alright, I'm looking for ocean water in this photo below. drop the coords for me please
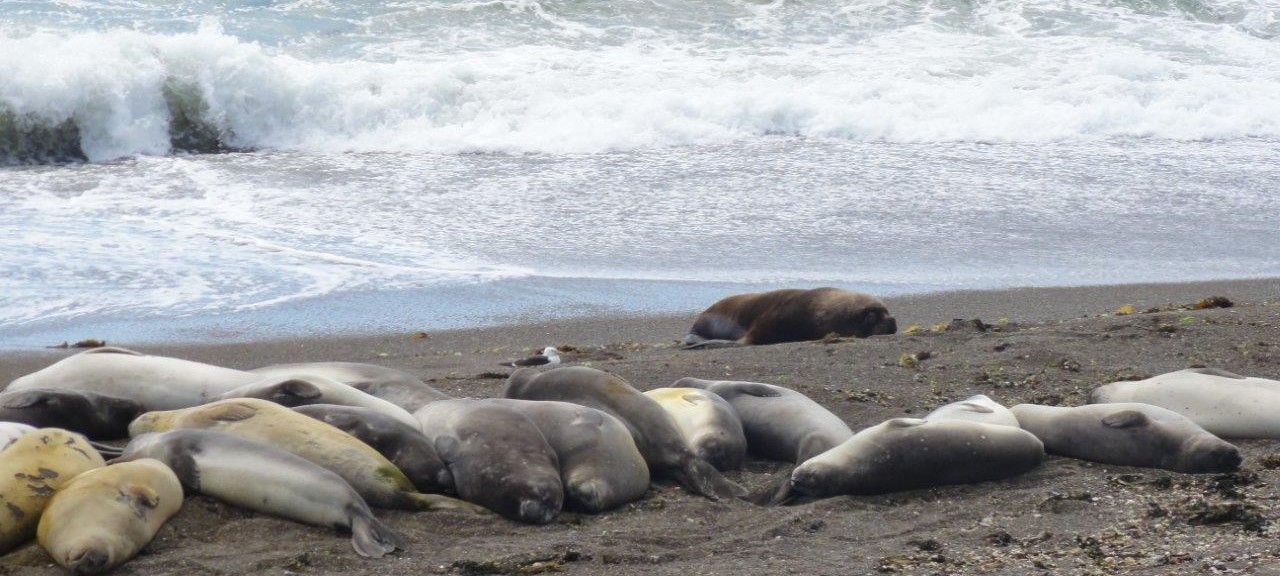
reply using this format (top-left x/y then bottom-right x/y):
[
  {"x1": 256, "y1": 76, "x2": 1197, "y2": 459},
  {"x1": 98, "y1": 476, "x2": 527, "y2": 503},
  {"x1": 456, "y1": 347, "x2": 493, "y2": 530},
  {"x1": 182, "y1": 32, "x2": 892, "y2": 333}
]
[{"x1": 1, "y1": 0, "x2": 1278, "y2": 347}]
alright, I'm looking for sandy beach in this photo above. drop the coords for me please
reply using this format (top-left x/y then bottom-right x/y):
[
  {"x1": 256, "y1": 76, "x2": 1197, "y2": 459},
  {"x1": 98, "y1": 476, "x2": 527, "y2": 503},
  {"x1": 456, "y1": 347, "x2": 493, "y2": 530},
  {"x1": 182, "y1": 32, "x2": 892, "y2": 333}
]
[{"x1": 3, "y1": 278, "x2": 1280, "y2": 576}]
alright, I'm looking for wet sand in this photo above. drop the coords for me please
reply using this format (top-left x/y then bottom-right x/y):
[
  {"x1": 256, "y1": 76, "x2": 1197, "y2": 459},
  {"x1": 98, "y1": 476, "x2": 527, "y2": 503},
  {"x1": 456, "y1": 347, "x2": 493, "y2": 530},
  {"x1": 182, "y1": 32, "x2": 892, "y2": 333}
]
[{"x1": 3, "y1": 278, "x2": 1280, "y2": 575}]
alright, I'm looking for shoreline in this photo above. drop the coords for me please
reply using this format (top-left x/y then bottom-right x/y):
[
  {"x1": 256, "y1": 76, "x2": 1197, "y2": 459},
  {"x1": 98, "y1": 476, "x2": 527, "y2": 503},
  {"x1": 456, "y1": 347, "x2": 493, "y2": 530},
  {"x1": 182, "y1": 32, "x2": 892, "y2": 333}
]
[{"x1": 2, "y1": 276, "x2": 1277, "y2": 356}]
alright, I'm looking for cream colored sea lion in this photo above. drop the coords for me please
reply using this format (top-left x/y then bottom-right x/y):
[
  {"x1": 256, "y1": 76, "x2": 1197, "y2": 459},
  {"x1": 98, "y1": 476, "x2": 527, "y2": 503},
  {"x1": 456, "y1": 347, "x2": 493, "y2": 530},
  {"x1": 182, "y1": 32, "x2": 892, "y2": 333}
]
[
  {"x1": 249, "y1": 362, "x2": 450, "y2": 412},
  {"x1": 7, "y1": 347, "x2": 259, "y2": 410},
  {"x1": 1090, "y1": 368, "x2": 1280, "y2": 438},
  {"x1": 37, "y1": 459, "x2": 182, "y2": 574},
  {"x1": 683, "y1": 287, "x2": 897, "y2": 347},
  {"x1": 0, "y1": 428, "x2": 106, "y2": 553},
  {"x1": 415, "y1": 399, "x2": 565, "y2": 524},
  {"x1": 924, "y1": 394, "x2": 1020, "y2": 427},
  {"x1": 1011, "y1": 403, "x2": 1241, "y2": 473},
  {"x1": 768, "y1": 419, "x2": 1044, "y2": 503},
  {"x1": 488, "y1": 398, "x2": 650, "y2": 513},
  {"x1": 643, "y1": 388, "x2": 747, "y2": 471},
  {"x1": 115, "y1": 430, "x2": 406, "y2": 558},
  {"x1": 673, "y1": 378, "x2": 852, "y2": 463},
  {"x1": 216, "y1": 374, "x2": 420, "y2": 429},
  {"x1": 504, "y1": 367, "x2": 742, "y2": 500},
  {"x1": 127, "y1": 398, "x2": 482, "y2": 513}
]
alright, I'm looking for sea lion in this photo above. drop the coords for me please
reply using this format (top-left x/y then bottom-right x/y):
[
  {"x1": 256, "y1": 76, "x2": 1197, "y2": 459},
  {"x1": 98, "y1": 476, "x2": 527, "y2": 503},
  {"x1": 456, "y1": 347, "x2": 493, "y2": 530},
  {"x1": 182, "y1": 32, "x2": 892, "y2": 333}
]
[
  {"x1": 643, "y1": 388, "x2": 747, "y2": 471},
  {"x1": 0, "y1": 422, "x2": 36, "y2": 450},
  {"x1": 504, "y1": 367, "x2": 742, "y2": 500},
  {"x1": 114, "y1": 430, "x2": 406, "y2": 558},
  {"x1": 250, "y1": 362, "x2": 450, "y2": 412},
  {"x1": 37, "y1": 458, "x2": 182, "y2": 574},
  {"x1": 769, "y1": 418, "x2": 1044, "y2": 503},
  {"x1": 0, "y1": 428, "x2": 106, "y2": 553},
  {"x1": 673, "y1": 378, "x2": 852, "y2": 463},
  {"x1": 293, "y1": 404, "x2": 454, "y2": 494},
  {"x1": 488, "y1": 398, "x2": 650, "y2": 513},
  {"x1": 217, "y1": 375, "x2": 420, "y2": 429},
  {"x1": 924, "y1": 394, "x2": 1020, "y2": 427},
  {"x1": 415, "y1": 399, "x2": 564, "y2": 523},
  {"x1": 1011, "y1": 403, "x2": 1241, "y2": 473},
  {"x1": 128, "y1": 398, "x2": 482, "y2": 513},
  {"x1": 0, "y1": 388, "x2": 143, "y2": 439},
  {"x1": 683, "y1": 287, "x2": 897, "y2": 347},
  {"x1": 7, "y1": 347, "x2": 259, "y2": 410},
  {"x1": 1090, "y1": 368, "x2": 1280, "y2": 438}
]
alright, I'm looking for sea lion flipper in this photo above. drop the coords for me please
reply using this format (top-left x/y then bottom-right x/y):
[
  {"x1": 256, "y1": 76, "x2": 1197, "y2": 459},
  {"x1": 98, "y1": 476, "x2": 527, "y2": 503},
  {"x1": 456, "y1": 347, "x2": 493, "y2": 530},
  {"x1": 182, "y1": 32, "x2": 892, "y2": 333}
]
[
  {"x1": 350, "y1": 510, "x2": 406, "y2": 558},
  {"x1": 1186, "y1": 367, "x2": 1247, "y2": 379},
  {"x1": 127, "y1": 485, "x2": 162, "y2": 509},
  {"x1": 277, "y1": 379, "x2": 324, "y2": 400},
  {"x1": 88, "y1": 441, "x2": 123, "y2": 459},
  {"x1": 751, "y1": 472, "x2": 799, "y2": 507},
  {"x1": 205, "y1": 403, "x2": 258, "y2": 422},
  {"x1": 405, "y1": 492, "x2": 492, "y2": 515},
  {"x1": 677, "y1": 458, "x2": 744, "y2": 501},
  {"x1": 959, "y1": 402, "x2": 996, "y2": 414},
  {"x1": 681, "y1": 339, "x2": 741, "y2": 350},
  {"x1": 76, "y1": 346, "x2": 144, "y2": 356},
  {"x1": 1101, "y1": 410, "x2": 1150, "y2": 428},
  {"x1": 0, "y1": 390, "x2": 44, "y2": 409}
]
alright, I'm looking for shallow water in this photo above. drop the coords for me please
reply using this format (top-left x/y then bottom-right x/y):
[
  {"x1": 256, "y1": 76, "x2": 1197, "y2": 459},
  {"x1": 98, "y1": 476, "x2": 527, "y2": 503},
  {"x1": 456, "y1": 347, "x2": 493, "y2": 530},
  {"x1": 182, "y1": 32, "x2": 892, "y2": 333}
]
[{"x1": 1, "y1": 0, "x2": 1278, "y2": 346}]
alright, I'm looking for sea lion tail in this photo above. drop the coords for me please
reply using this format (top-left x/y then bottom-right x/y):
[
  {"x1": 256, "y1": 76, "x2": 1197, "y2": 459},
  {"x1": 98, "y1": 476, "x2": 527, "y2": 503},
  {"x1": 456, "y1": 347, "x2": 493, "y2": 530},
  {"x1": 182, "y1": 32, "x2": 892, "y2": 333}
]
[
  {"x1": 678, "y1": 458, "x2": 747, "y2": 501},
  {"x1": 87, "y1": 441, "x2": 123, "y2": 459},
  {"x1": 404, "y1": 492, "x2": 493, "y2": 515},
  {"x1": 350, "y1": 511, "x2": 407, "y2": 558}
]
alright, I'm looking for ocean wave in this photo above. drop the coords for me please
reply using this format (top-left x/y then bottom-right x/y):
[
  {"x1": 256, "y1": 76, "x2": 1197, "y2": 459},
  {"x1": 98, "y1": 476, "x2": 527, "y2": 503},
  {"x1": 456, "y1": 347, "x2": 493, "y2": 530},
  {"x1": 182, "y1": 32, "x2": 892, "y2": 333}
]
[{"x1": 1, "y1": 8, "x2": 1279, "y2": 164}]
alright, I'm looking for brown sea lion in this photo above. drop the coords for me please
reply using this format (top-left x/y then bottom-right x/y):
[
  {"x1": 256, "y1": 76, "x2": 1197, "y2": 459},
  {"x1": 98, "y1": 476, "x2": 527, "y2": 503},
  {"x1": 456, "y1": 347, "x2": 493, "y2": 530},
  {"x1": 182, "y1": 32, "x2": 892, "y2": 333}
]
[{"x1": 683, "y1": 287, "x2": 897, "y2": 347}]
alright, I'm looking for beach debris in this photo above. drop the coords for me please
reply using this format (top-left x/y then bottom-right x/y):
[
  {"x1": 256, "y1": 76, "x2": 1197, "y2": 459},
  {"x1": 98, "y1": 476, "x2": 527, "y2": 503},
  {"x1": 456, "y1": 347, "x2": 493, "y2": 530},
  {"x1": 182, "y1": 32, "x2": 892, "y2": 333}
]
[
  {"x1": 1115, "y1": 304, "x2": 1136, "y2": 316},
  {"x1": 48, "y1": 339, "x2": 106, "y2": 349},
  {"x1": 1178, "y1": 498, "x2": 1268, "y2": 532},
  {"x1": 903, "y1": 324, "x2": 924, "y2": 334},
  {"x1": 409, "y1": 331, "x2": 430, "y2": 340},
  {"x1": 898, "y1": 351, "x2": 932, "y2": 370},
  {"x1": 1191, "y1": 296, "x2": 1234, "y2": 310},
  {"x1": 451, "y1": 546, "x2": 585, "y2": 575},
  {"x1": 1178, "y1": 315, "x2": 1197, "y2": 325},
  {"x1": 929, "y1": 322, "x2": 950, "y2": 333},
  {"x1": 1257, "y1": 454, "x2": 1280, "y2": 469}
]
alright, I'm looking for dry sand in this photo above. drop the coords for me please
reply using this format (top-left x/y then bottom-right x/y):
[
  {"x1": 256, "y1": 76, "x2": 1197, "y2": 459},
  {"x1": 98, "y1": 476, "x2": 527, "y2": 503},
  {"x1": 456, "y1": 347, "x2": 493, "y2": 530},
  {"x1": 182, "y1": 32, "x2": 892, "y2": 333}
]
[{"x1": 3, "y1": 278, "x2": 1280, "y2": 575}]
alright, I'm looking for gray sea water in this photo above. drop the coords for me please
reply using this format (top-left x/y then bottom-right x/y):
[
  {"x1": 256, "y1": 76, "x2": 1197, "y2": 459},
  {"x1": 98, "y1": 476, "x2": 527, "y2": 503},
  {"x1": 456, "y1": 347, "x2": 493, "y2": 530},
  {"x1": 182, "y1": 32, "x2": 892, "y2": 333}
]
[{"x1": 1, "y1": 1, "x2": 1278, "y2": 348}]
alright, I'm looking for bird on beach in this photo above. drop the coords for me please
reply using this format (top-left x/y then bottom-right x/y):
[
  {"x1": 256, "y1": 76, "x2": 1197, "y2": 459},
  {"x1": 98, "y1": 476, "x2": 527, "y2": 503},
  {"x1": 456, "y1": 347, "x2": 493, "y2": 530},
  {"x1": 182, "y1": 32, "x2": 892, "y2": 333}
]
[{"x1": 499, "y1": 347, "x2": 561, "y2": 368}]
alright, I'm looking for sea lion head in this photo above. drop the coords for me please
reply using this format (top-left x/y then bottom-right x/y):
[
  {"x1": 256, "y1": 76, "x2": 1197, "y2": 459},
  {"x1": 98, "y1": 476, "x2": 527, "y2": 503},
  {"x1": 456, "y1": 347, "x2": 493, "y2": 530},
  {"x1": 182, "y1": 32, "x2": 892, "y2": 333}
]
[{"x1": 1177, "y1": 435, "x2": 1242, "y2": 473}]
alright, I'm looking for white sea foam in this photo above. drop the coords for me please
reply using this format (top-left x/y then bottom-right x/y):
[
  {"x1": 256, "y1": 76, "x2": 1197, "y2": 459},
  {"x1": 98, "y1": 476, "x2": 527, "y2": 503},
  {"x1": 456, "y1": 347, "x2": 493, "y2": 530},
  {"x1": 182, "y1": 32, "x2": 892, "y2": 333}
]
[{"x1": 2, "y1": 0, "x2": 1279, "y2": 163}]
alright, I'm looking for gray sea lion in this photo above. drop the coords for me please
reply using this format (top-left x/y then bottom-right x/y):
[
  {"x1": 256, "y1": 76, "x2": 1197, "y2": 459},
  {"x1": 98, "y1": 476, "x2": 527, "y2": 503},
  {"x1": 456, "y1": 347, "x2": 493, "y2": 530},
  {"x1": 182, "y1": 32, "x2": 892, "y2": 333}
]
[
  {"x1": 128, "y1": 398, "x2": 483, "y2": 513},
  {"x1": 0, "y1": 428, "x2": 106, "y2": 553},
  {"x1": 293, "y1": 404, "x2": 454, "y2": 494},
  {"x1": 217, "y1": 374, "x2": 420, "y2": 429},
  {"x1": 1011, "y1": 403, "x2": 1241, "y2": 473},
  {"x1": 769, "y1": 418, "x2": 1044, "y2": 503},
  {"x1": 643, "y1": 387, "x2": 747, "y2": 471},
  {"x1": 414, "y1": 399, "x2": 564, "y2": 524},
  {"x1": 488, "y1": 398, "x2": 650, "y2": 513},
  {"x1": 504, "y1": 367, "x2": 742, "y2": 500},
  {"x1": 114, "y1": 430, "x2": 406, "y2": 557},
  {"x1": 0, "y1": 388, "x2": 143, "y2": 440},
  {"x1": 673, "y1": 378, "x2": 852, "y2": 463},
  {"x1": 1090, "y1": 368, "x2": 1280, "y2": 438},
  {"x1": 924, "y1": 394, "x2": 1020, "y2": 427},
  {"x1": 683, "y1": 287, "x2": 897, "y2": 347},
  {"x1": 7, "y1": 347, "x2": 259, "y2": 410},
  {"x1": 37, "y1": 458, "x2": 183, "y2": 574},
  {"x1": 250, "y1": 362, "x2": 450, "y2": 412}
]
